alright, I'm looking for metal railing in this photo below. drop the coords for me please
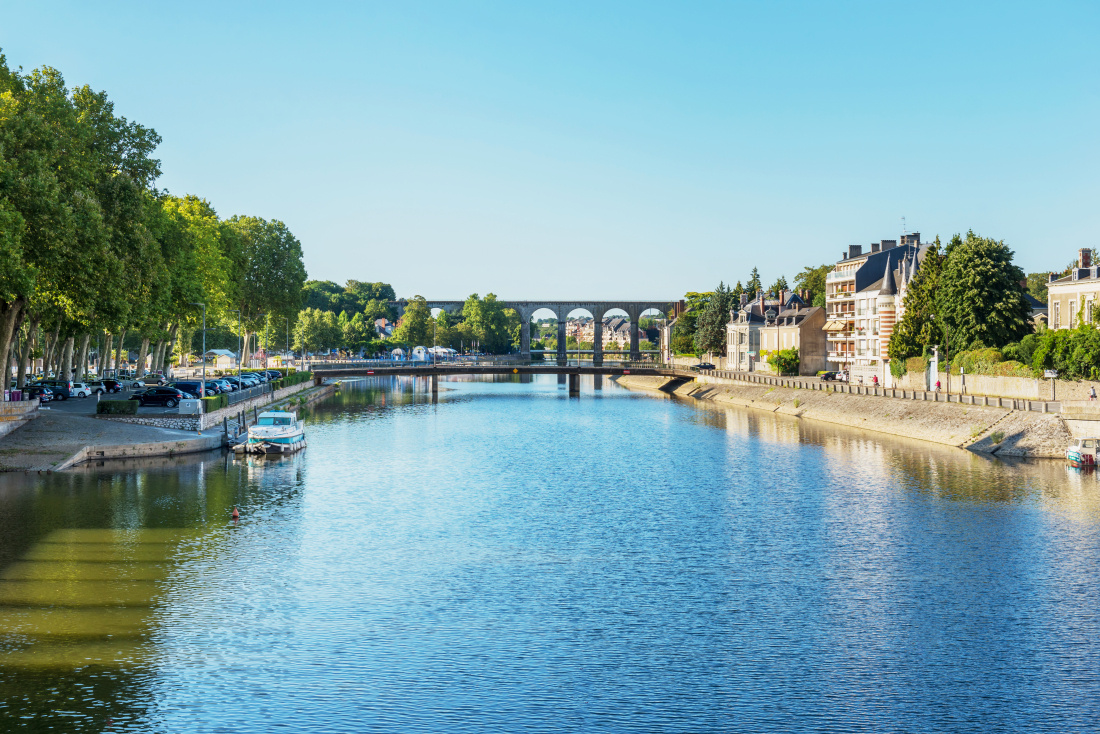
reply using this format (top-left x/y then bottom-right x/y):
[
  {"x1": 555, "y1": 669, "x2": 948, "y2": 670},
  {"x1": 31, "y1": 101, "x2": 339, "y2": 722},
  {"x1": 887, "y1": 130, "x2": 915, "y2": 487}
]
[
  {"x1": 688, "y1": 367, "x2": 1062, "y2": 413},
  {"x1": 226, "y1": 382, "x2": 272, "y2": 405}
]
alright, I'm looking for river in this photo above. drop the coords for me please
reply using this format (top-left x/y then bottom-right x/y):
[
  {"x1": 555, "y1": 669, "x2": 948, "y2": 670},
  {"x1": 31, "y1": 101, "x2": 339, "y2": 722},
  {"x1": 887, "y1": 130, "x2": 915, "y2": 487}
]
[{"x1": 1, "y1": 375, "x2": 1099, "y2": 733}]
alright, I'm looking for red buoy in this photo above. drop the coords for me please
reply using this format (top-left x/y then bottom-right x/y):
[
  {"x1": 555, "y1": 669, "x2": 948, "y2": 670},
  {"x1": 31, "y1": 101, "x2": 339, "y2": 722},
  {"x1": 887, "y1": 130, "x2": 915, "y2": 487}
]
[{"x1": 232, "y1": 506, "x2": 240, "y2": 520}]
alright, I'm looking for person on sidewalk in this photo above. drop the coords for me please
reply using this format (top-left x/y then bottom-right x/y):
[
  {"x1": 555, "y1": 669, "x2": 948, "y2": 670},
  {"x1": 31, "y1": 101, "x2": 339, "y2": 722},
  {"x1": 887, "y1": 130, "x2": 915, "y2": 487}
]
[
  {"x1": 935, "y1": 380, "x2": 941, "y2": 392},
  {"x1": 1090, "y1": 386, "x2": 1097, "y2": 401}
]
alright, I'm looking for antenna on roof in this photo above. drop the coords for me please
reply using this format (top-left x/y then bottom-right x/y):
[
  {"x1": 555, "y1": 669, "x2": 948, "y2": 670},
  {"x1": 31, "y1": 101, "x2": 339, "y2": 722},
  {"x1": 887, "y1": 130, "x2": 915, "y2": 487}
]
[{"x1": 901, "y1": 216, "x2": 907, "y2": 235}]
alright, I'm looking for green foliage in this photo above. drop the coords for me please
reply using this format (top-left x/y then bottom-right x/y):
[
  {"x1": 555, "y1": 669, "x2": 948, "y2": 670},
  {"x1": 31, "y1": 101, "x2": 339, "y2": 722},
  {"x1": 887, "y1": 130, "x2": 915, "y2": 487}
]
[
  {"x1": 767, "y1": 275, "x2": 788, "y2": 296},
  {"x1": 906, "y1": 356, "x2": 929, "y2": 375},
  {"x1": 96, "y1": 400, "x2": 138, "y2": 415},
  {"x1": 1026, "y1": 325, "x2": 1100, "y2": 380},
  {"x1": 767, "y1": 347, "x2": 800, "y2": 376},
  {"x1": 794, "y1": 264, "x2": 833, "y2": 307},
  {"x1": 1025, "y1": 272, "x2": 1050, "y2": 305},
  {"x1": 745, "y1": 267, "x2": 762, "y2": 296},
  {"x1": 935, "y1": 230, "x2": 1033, "y2": 353},
  {"x1": 890, "y1": 358, "x2": 907, "y2": 379},
  {"x1": 201, "y1": 394, "x2": 228, "y2": 412},
  {"x1": 889, "y1": 238, "x2": 943, "y2": 362},
  {"x1": 458, "y1": 293, "x2": 520, "y2": 353},
  {"x1": 693, "y1": 281, "x2": 734, "y2": 357}
]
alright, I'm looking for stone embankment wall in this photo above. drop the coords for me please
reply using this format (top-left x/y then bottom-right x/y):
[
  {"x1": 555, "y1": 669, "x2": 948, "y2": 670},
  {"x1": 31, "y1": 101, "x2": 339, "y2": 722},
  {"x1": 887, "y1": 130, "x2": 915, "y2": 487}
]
[
  {"x1": 898, "y1": 370, "x2": 1088, "y2": 402},
  {"x1": 615, "y1": 375, "x2": 1071, "y2": 459},
  {"x1": 98, "y1": 380, "x2": 317, "y2": 432},
  {"x1": 0, "y1": 400, "x2": 39, "y2": 439}
]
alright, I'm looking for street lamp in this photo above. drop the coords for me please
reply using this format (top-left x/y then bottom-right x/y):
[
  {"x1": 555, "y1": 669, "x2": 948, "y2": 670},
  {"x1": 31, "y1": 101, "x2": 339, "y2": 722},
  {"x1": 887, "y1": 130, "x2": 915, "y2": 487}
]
[
  {"x1": 284, "y1": 315, "x2": 291, "y2": 372},
  {"x1": 191, "y1": 303, "x2": 206, "y2": 398}
]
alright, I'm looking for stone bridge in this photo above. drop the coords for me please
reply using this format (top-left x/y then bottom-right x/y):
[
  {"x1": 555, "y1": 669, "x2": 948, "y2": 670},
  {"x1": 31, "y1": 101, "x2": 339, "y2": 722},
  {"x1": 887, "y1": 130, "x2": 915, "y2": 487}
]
[{"x1": 394, "y1": 300, "x2": 675, "y2": 364}]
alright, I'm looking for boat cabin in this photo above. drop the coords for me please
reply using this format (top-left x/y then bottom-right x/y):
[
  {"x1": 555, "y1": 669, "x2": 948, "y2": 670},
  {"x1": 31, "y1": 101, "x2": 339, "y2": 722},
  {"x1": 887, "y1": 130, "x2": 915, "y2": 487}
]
[{"x1": 257, "y1": 411, "x2": 296, "y2": 427}]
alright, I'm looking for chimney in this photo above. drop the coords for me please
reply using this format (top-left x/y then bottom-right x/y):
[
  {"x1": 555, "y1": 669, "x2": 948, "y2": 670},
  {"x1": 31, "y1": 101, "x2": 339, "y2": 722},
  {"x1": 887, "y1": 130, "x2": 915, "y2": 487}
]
[
  {"x1": 1080, "y1": 248, "x2": 1091, "y2": 268},
  {"x1": 848, "y1": 244, "x2": 862, "y2": 258},
  {"x1": 871, "y1": 242, "x2": 881, "y2": 253},
  {"x1": 739, "y1": 293, "x2": 748, "y2": 308},
  {"x1": 1049, "y1": 272, "x2": 1058, "y2": 282},
  {"x1": 881, "y1": 239, "x2": 897, "y2": 251}
]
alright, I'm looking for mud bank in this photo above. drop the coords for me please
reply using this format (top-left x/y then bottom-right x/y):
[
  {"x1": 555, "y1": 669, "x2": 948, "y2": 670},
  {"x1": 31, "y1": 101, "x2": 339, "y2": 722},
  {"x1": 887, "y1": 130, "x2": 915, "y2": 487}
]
[{"x1": 614, "y1": 375, "x2": 1071, "y2": 458}]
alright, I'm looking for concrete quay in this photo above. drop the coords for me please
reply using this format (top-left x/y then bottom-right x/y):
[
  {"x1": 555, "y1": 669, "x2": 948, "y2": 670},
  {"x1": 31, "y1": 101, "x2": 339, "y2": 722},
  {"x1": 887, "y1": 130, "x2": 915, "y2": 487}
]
[{"x1": 615, "y1": 374, "x2": 1073, "y2": 459}]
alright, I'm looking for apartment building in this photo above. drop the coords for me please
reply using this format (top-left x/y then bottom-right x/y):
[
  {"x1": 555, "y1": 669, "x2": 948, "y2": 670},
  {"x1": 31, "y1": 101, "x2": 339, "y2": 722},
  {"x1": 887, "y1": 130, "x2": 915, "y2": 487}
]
[
  {"x1": 726, "y1": 289, "x2": 820, "y2": 373},
  {"x1": 1047, "y1": 249, "x2": 1100, "y2": 329},
  {"x1": 824, "y1": 234, "x2": 926, "y2": 385}
]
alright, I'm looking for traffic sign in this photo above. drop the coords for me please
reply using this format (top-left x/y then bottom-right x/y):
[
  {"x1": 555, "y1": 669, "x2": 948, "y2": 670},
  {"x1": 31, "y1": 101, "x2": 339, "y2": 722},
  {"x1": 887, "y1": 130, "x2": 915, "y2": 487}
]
[{"x1": 1044, "y1": 370, "x2": 1058, "y2": 378}]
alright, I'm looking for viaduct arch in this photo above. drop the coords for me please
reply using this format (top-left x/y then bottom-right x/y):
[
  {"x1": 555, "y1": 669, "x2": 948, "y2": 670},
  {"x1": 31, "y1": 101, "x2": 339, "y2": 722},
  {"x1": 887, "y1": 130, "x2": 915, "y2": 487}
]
[{"x1": 397, "y1": 300, "x2": 674, "y2": 364}]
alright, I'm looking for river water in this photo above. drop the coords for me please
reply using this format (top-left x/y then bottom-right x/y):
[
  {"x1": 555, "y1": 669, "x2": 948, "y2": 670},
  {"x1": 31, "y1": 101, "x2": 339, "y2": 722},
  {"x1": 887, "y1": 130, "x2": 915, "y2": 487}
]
[{"x1": 1, "y1": 375, "x2": 1099, "y2": 733}]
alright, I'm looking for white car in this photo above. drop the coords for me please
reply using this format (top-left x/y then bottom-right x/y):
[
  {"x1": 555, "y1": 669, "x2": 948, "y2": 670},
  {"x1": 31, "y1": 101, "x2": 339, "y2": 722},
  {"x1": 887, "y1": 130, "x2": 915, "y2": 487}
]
[{"x1": 70, "y1": 382, "x2": 93, "y2": 398}]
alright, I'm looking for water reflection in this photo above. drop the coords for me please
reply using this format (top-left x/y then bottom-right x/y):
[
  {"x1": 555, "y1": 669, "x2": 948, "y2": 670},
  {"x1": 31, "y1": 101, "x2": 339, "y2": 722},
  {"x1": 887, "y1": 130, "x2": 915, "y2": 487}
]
[{"x1": 0, "y1": 375, "x2": 1097, "y2": 732}]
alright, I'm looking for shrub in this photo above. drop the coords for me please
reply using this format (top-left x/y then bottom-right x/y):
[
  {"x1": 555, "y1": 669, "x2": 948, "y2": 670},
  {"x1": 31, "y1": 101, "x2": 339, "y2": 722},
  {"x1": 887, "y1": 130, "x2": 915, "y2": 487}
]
[
  {"x1": 96, "y1": 400, "x2": 138, "y2": 415},
  {"x1": 201, "y1": 394, "x2": 228, "y2": 412},
  {"x1": 767, "y1": 347, "x2": 799, "y2": 376},
  {"x1": 906, "y1": 356, "x2": 928, "y2": 375},
  {"x1": 890, "y1": 359, "x2": 907, "y2": 379},
  {"x1": 989, "y1": 430, "x2": 1005, "y2": 445}
]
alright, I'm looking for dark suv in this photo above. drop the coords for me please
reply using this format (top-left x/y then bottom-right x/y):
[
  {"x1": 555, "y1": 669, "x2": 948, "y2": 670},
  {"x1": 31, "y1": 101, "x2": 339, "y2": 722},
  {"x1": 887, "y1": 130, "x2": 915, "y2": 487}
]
[
  {"x1": 131, "y1": 387, "x2": 187, "y2": 408},
  {"x1": 35, "y1": 380, "x2": 72, "y2": 400}
]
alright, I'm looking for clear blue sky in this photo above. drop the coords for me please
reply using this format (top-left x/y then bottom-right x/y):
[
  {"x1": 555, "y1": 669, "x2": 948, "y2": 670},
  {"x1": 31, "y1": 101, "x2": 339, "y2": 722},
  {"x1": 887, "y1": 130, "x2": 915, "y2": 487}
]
[{"x1": 2, "y1": 1, "x2": 1096, "y2": 300}]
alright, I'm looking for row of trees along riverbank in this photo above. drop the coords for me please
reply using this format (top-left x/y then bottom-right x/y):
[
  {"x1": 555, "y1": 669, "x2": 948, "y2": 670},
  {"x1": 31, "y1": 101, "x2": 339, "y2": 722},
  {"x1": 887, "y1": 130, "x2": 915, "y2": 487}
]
[{"x1": 0, "y1": 51, "x2": 307, "y2": 395}]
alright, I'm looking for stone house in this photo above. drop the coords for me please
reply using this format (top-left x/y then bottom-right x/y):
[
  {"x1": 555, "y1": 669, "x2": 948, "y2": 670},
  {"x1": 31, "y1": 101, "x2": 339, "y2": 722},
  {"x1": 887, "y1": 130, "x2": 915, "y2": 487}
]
[
  {"x1": 726, "y1": 290, "x2": 812, "y2": 373},
  {"x1": 1047, "y1": 249, "x2": 1099, "y2": 329}
]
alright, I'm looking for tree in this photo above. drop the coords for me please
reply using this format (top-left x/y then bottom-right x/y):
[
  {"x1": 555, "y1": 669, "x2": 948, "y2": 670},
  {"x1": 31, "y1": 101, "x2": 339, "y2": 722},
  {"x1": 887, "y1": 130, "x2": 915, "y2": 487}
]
[
  {"x1": 459, "y1": 293, "x2": 518, "y2": 353},
  {"x1": 767, "y1": 275, "x2": 788, "y2": 296},
  {"x1": 693, "y1": 281, "x2": 734, "y2": 357},
  {"x1": 889, "y1": 237, "x2": 943, "y2": 363},
  {"x1": 794, "y1": 264, "x2": 833, "y2": 307},
  {"x1": 935, "y1": 231, "x2": 1033, "y2": 353},
  {"x1": 392, "y1": 296, "x2": 432, "y2": 346},
  {"x1": 1025, "y1": 273, "x2": 1050, "y2": 305},
  {"x1": 745, "y1": 267, "x2": 762, "y2": 297}
]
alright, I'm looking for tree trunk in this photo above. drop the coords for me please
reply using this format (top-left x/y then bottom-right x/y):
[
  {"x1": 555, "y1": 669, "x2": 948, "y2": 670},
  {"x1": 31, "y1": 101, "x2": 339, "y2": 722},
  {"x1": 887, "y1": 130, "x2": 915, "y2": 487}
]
[
  {"x1": 42, "y1": 325, "x2": 58, "y2": 378},
  {"x1": 103, "y1": 333, "x2": 114, "y2": 375},
  {"x1": 0, "y1": 300, "x2": 25, "y2": 398},
  {"x1": 165, "y1": 322, "x2": 179, "y2": 376},
  {"x1": 17, "y1": 316, "x2": 39, "y2": 388},
  {"x1": 60, "y1": 336, "x2": 74, "y2": 382},
  {"x1": 76, "y1": 334, "x2": 91, "y2": 381},
  {"x1": 241, "y1": 330, "x2": 252, "y2": 370},
  {"x1": 115, "y1": 328, "x2": 127, "y2": 374},
  {"x1": 135, "y1": 337, "x2": 150, "y2": 378}
]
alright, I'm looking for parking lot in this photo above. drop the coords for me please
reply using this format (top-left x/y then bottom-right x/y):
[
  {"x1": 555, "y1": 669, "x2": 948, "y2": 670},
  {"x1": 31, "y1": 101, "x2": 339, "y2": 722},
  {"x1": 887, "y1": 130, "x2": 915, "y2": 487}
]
[{"x1": 40, "y1": 389, "x2": 180, "y2": 416}]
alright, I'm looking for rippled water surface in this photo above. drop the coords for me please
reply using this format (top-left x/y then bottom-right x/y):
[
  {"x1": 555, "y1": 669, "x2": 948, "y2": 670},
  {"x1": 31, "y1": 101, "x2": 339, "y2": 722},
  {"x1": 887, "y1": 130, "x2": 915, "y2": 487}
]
[{"x1": 2, "y1": 375, "x2": 1100, "y2": 733}]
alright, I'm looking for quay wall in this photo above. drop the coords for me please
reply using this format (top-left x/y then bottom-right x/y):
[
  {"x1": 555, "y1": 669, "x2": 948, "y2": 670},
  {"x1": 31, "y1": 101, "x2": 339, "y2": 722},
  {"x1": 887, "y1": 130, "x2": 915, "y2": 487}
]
[
  {"x1": 897, "y1": 370, "x2": 1090, "y2": 402},
  {"x1": 615, "y1": 375, "x2": 1071, "y2": 459}
]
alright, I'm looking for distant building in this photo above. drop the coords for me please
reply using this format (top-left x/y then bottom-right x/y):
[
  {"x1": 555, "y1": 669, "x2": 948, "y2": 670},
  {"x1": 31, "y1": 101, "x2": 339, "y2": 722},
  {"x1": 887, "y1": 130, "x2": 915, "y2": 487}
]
[
  {"x1": 726, "y1": 289, "x2": 815, "y2": 373},
  {"x1": 1046, "y1": 249, "x2": 1098, "y2": 329}
]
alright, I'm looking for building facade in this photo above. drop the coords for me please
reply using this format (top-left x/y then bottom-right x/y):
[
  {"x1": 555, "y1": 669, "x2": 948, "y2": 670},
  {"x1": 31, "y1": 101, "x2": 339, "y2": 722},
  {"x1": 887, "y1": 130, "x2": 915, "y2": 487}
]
[
  {"x1": 824, "y1": 234, "x2": 926, "y2": 385},
  {"x1": 1047, "y1": 249, "x2": 1100, "y2": 330},
  {"x1": 726, "y1": 290, "x2": 814, "y2": 373}
]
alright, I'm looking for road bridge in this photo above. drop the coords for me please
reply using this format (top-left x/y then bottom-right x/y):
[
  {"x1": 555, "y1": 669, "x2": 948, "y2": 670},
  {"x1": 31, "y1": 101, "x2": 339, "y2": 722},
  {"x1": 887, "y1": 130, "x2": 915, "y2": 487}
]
[
  {"x1": 311, "y1": 359, "x2": 691, "y2": 396},
  {"x1": 392, "y1": 300, "x2": 676, "y2": 363}
]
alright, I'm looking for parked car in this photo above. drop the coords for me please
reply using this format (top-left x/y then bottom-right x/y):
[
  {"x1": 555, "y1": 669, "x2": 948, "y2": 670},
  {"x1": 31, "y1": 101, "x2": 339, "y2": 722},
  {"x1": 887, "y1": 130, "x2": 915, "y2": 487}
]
[
  {"x1": 70, "y1": 382, "x2": 93, "y2": 398},
  {"x1": 203, "y1": 381, "x2": 224, "y2": 395},
  {"x1": 212, "y1": 379, "x2": 234, "y2": 393},
  {"x1": 35, "y1": 380, "x2": 72, "y2": 400},
  {"x1": 88, "y1": 379, "x2": 123, "y2": 394},
  {"x1": 240, "y1": 372, "x2": 266, "y2": 383},
  {"x1": 169, "y1": 381, "x2": 206, "y2": 397},
  {"x1": 263, "y1": 370, "x2": 283, "y2": 380},
  {"x1": 696, "y1": 363, "x2": 716, "y2": 371},
  {"x1": 130, "y1": 387, "x2": 187, "y2": 408},
  {"x1": 24, "y1": 385, "x2": 54, "y2": 402}
]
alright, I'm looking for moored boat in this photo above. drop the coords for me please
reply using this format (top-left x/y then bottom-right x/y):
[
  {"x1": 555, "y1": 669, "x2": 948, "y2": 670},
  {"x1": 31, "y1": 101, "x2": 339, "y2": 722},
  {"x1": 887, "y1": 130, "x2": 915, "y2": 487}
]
[
  {"x1": 1066, "y1": 437, "x2": 1098, "y2": 468},
  {"x1": 236, "y1": 410, "x2": 306, "y2": 455}
]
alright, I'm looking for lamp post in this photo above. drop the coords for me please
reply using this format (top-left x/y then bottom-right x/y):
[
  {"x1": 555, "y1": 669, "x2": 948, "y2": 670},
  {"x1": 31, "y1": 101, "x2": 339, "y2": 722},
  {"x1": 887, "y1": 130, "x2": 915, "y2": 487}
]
[{"x1": 191, "y1": 303, "x2": 206, "y2": 398}]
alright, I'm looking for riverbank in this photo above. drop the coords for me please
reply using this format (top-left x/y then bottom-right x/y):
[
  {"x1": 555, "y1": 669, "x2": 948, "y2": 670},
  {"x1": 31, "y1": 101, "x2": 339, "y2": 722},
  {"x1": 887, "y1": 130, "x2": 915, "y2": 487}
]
[
  {"x1": 614, "y1": 375, "x2": 1071, "y2": 458},
  {"x1": 0, "y1": 382, "x2": 337, "y2": 472}
]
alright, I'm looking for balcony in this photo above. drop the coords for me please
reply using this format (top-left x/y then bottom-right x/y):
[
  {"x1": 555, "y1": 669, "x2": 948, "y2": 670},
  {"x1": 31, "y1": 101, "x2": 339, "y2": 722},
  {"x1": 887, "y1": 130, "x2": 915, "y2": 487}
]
[{"x1": 827, "y1": 270, "x2": 856, "y2": 282}]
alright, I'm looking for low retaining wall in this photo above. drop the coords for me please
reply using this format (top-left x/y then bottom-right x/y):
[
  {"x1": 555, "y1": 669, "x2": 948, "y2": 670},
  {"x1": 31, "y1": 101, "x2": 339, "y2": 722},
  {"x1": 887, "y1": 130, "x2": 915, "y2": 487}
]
[
  {"x1": 59, "y1": 434, "x2": 226, "y2": 471},
  {"x1": 899, "y1": 370, "x2": 1085, "y2": 402},
  {"x1": 615, "y1": 374, "x2": 1072, "y2": 459},
  {"x1": 0, "y1": 400, "x2": 38, "y2": 439},
  {"x1": 96, "y1": 380, "x2": 317, "y2": 431}
]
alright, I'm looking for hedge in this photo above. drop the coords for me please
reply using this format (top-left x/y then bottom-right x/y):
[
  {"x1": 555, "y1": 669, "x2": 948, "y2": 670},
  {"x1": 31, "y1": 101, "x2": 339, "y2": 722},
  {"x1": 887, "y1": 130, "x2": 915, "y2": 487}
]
[
  {"x1": 277, "y1": 371, "x2": 312, "y2": 388},
  {"x1": 96, "y1": 400, "x2": 138, "y2": 415},
  {"x1": 201, "y1": 394, "x2": 228, "y2": 412}
]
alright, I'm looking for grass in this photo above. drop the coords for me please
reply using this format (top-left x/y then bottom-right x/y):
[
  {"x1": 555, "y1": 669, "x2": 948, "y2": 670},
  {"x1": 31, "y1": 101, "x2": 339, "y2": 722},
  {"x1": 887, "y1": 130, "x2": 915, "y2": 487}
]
[
  {"x1": 970, "y1": 426, "x2": 984, "y2": 438},
  {"x1": 793, "y1": 398, "x2": 801, "y2": 408},
  {"x1": 990, "y1": 430, "x2": 1006, "y2": 444}
]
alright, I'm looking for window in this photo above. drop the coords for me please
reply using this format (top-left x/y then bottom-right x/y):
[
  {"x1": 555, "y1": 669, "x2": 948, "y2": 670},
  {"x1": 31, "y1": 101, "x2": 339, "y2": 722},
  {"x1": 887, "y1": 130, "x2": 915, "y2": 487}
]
[
  {"x1": 1070, "y1": 300, "x2": 1077, "y2": 326},
  {"x1": 1088, "y1": 298, "x2": 1095, "y2": 324},
  {"x1": 1054, "y1": 302, "x2": 1060, "y2": 329}
]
